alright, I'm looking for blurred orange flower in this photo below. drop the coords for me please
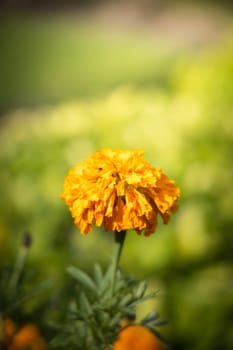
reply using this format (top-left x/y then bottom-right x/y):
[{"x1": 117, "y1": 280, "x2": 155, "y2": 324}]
[
  {"x1": 3, "y1": 320, "x2": 47, "y2": 350},
  {"x1": 3, "y1": 319, "x2": 17, "y2": 342},
  {"x1": 61, "y1": 148, "x2": 180, "y2": 235},
  {"x1": 113, "y1": 325, "x2": 166, "y2": 350}
]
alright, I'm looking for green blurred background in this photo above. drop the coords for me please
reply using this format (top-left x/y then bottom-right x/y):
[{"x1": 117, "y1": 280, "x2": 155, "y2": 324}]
[{"x1": 0, "y1": 1, "x2": 233, "y2": 349}]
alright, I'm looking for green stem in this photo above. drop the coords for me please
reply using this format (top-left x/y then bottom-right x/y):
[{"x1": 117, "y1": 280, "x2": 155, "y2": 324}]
[
  {"x1": 9, "y1": 246, "x2": 29, "y2": 290},
  {"x1": 111, "y1": 230, "x2": 126, "y2": 296}
]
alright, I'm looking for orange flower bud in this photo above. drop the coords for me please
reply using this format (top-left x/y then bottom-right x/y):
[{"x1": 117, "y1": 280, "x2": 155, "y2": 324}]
[{"x1": 113, "y1": 325, "x2": 166, "y2": 350}]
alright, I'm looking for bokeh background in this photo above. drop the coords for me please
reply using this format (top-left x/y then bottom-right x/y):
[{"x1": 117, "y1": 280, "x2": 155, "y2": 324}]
[{"x1": 0, "y1": 1, "x2": 233, "y2": 349}]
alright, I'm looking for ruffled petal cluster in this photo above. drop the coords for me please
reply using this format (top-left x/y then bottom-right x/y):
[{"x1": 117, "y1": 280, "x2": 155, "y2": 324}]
[{"x1": 61, "y1": 149, "x2": 180, "y2": 235}]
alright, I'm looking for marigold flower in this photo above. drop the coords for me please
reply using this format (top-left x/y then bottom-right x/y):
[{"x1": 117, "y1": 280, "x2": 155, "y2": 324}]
[
  {"x1": 113, "y1": 325, "x2": 166, "y2": 350},
  {"x1": 61, "y1": 148, "x2": 180, "y2": 235},
  {"x1": 7, "y1": 323, "x2": 47, "y2": 350}
]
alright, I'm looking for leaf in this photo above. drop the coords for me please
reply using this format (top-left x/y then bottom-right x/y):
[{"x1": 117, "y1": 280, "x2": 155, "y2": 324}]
[
  {"x1": 108, "y1": 311, "x2": 122, "y2": 328},
  {"x1": 67, "y1": 266, "x2": 96, "y2": 292},
  {"x1": 79, "y1": 292, "x2": 93, "y2": 316},
  {"x1": 151, "y1": 319, "x2": 169, "y2": 327},
  {"x1": 134, "y1": 280, "x2": 147, "y2": 298},
  {"x1": 141, "y1": 311, "x2": 168, "y2": 327},
  {"x1": 140, "y1": 311, "x2": 159, "y2": 324},
  {"x1": 130, "y1": 291, "x2": 158, "y2": 306},
  {"x1": 98, "y1": 265, "x2": 112, "y2": 295},
  {"x1": 119, "y1": 293, "x2": 133, "y2": 307},
  {"x1": 93, "y1": 263, "x2": 103, "y2": 288}
]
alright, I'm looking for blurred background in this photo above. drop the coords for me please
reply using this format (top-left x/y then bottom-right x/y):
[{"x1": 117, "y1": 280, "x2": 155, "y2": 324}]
[{"x1": 0, "y1": 1, "x2": 233, "y2": 349}]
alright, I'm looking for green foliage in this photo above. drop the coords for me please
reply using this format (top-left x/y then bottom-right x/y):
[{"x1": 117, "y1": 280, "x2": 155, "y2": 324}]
[
  {"x1": 50, "y1": 264, "x2": 165, "y2": 350},
  {"x1": 0, "y1": 233, "x2": 52, "y2": 348}
]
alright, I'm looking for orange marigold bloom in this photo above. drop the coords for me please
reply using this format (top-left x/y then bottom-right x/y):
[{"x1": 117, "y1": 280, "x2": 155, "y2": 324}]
[
  {"x1": 8, "y1": 323, "x2": 47, "y2": 350},
  {"x1": 61, "y1": 149, "x2": 180, "y2": 235},
  {"x1": 113, "y1": 325, "x2": 166, "y2": 350}
]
